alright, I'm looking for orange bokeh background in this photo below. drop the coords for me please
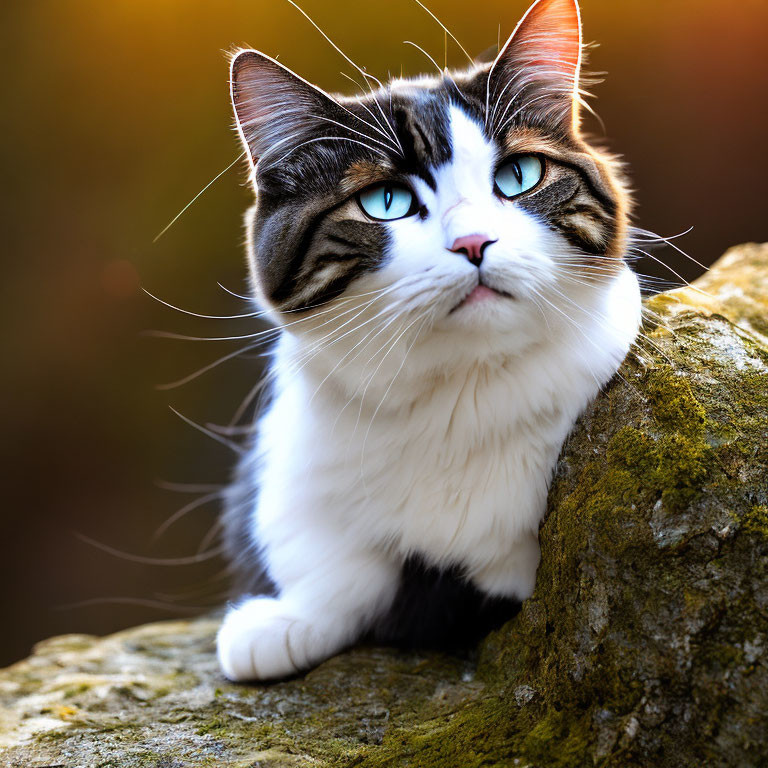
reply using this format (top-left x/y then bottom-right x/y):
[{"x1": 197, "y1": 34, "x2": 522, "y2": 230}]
[{"x1": 2, "y1": 0, "x2": 767, "y2": 664}]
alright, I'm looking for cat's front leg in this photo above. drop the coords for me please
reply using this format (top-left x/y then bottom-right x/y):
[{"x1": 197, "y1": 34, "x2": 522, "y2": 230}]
[
  {"x1": 470, "y1": 529, "x2": 541, "y2": 601},
  {"x1": 217, "y1": 546, "x2": 399, "y2": 681}
]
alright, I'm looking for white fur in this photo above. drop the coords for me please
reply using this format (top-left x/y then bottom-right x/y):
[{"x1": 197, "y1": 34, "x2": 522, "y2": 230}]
[{"x1": 217, "y1": 105, "x2": 641, "y2": 681}]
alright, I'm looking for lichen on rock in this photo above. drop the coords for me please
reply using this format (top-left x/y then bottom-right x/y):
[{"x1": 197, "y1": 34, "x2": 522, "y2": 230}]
[{"x1": 2, "y1": 244, "x2": 767, "y2": 767}]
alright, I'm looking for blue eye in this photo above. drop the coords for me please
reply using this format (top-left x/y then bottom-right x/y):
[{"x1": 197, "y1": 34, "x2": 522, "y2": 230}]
[
  {"x1": 358, "y1": 183, "x2": 416, "y2": 221},
  {"x1": 494, "y1": 155, "x2": 544, "y2": 199}
]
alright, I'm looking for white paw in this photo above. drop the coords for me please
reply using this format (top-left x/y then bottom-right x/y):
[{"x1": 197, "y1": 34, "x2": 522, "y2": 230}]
[{"x1": 217, "y1": 597, "x2": 309, "y2": 682}]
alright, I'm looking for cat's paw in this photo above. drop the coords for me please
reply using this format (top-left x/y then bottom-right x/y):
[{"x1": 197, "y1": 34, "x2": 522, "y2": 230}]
[{"x1": 217, "y1": 597, "x2": 307, "y2": 681}]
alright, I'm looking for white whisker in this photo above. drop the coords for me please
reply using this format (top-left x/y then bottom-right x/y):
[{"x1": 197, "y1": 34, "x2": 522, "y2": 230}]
[
  {"x1": 359, "y1": 311, "x2": 431, "y2": 479},
  {"x1": 267, "y1": 135, "x2": 390, "y2": 169},
  {"x1": 402, "y1": 40, "x2": 469, "y2": 105},
  {"x1": 218, "y1": 282, "x2": 254, "y2": 301},
  {"x1": 57, "y1": 597, "x2": 213, "y2": 613},
  {"x1": 170, "y1": 406, "x2": 245, "y2": 455},
  {"x1": 633, "y1": 248, "x2": 713, "y2": 299},
  {"x1": 76, "y1": 533, "x2": 224, "y2": 566},
  {"x1": 412, "y1": 0, "x2": 474, "y2": 65},
  {"x1": 157, "y1": 343, "x2": 261, "y2": 391},
  {"x1": 143, "y1": 287, "x2": 263, "y2": 320},
  {"x1": 152, "y1": 491, "x2": 222, "y2": 542},
  {"x1": 308, "y1": 113, "x2": 399, "y2": 152},
  {"x1": 282, "y1": 0, "x2": 404, "y2": 156},
  {"x1": 153, "y1": 152, "x2": 245, "y2": 243}
]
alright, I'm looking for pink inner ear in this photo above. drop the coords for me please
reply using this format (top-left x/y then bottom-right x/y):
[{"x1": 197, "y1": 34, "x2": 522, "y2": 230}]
[{"x1": 510, "y1": 0, "x2": 581, "y2": 86}]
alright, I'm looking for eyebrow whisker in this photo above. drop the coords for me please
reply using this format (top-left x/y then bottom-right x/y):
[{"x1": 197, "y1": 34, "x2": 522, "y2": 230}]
[{"x1": 412, "y1": 0, "x2": 474, "y2": 66}]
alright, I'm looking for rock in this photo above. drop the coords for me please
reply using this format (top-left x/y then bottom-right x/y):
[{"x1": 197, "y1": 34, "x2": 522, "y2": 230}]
[{"x1": 2, "y1": 244, "x2": 767, "y2": 767}]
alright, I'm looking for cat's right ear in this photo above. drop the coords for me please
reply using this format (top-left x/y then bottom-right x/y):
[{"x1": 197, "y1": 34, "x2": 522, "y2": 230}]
[{"x1": 230, "y1": 50, "x2": 339, "y2": 167}]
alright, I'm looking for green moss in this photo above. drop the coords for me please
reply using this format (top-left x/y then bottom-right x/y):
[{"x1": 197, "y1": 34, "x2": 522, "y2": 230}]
[
  {"x1": 606, "y1": 427, "x2": 656, "y2": 473},
  {"x1": 518, "y1": 708, "x2": 592, "y2": 766},
  {"x1": 195, "y1": 716, "x2": 229, "y2": 737},
  {"x1": 63, "y1": 683, "x2": 92, "y2": 699},
  {"x1": 740, "y1": 505, "x2": 768, "y2": 538},
  {"x1": 557, "y1": 367, "x2": 714, "y2": 531},
  {"x1": 645, "y1": 368, "x2": 707, "y2": 437},
  {"x1": 700, "y1": 642, "x2": 745, "y2": 670},
  {"x1": 656, "y1": 433, "x2": 710, "y2": 509},
  {"x1": 359, "y1": 695, "x2": 513, "y2": 768},
  {"x1": 549, "y1": 415, "x2": 711, "y2": 560}
]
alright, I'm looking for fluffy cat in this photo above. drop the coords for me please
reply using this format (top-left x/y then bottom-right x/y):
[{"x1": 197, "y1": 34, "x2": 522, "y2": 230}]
[{"x1": 217, "y1": 0, "x2": 641, "y2": 681}]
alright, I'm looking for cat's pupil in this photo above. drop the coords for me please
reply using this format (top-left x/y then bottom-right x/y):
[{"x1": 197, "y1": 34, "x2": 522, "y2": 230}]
[
  {"x1": 384, "y1": 186, "x2": 393, "y2": 211},
  {"x1": 512, "y1": 162, "x2": 523, "y2": 185}
]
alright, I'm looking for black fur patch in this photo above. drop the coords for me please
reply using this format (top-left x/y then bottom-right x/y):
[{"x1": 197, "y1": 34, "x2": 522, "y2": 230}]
[
  {"x1": 390, "y1": 92, "x2": 451, "y2": 187},
  {"x1": 372, "y1": 555, "x2": 521, "y2": 650}
]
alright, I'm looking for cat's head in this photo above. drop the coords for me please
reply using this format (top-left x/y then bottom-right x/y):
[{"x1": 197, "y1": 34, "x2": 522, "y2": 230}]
[{"x1": 230, "y1": 0, "x2": 631, "y2": 361}]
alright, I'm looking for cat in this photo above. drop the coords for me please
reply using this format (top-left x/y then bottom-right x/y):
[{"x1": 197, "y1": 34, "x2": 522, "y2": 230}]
[{"x1": 216, "y1": 0, "x2": 641, "y2": 681}]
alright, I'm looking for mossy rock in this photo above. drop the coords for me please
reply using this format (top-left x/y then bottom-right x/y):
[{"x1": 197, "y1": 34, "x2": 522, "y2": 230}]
[{"x1": 2, "y1": 243, "x2": 767, "y2": 767}]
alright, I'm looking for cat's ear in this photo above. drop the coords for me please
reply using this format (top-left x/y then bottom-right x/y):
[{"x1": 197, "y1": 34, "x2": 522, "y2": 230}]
[
  {"x1": 230, "y1": 50, "x2": 341, "y2": 167},
  {"x1": 488, "y1": 0, "x2": 582, "y2": 132}
]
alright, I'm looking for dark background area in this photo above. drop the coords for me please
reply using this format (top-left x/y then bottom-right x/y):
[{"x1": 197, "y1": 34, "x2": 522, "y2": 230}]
[{"x1": 2, "y1": 0, "x2": 767, "y2": 666}]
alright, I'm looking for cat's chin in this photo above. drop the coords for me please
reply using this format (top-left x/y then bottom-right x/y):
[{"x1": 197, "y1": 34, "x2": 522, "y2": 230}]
[
  {"x1": 439, "y1": 287, "x2": 522, "y2": 329},
  {"x1": 432, "y1": 295, "x2": 542, "y2": 355},
  {"x1": 450, "y1": 283, "x2": 514, "y2": 312}
]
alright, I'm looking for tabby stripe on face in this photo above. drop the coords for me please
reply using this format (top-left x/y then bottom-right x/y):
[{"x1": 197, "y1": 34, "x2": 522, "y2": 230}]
[
  {"x1": 324, "y1": 232, "x2": 362, "y2": 250},
  {"x1": 275, "y1": 219, "x2": 391, "y2": 313},
  {"x1": 557, "y1": 158, "x2": 619, "y2": 216},
  {"x1": 284, "y1": 262, "x2": 369, "y2": 311},
  {"x1": 550, "y1": 203, "x2": 616, "y2": 255},
  {"x1": 516, "y1": 171, "x2": 616, "y2": 256},
  {"x1": 313, "y1": 251, "x2": 368, "y2": 263},
  {"x1": 516, "y1": 176, "x2": 580, "y2": 218},
  {"x1": 551, "y1": 218, "x2": 613, "y2": 255}
]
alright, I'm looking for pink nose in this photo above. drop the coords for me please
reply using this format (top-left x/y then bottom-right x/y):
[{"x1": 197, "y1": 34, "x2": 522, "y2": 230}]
[{"x1": 449, "y1": 234, "x2": 496, "y2": 266}]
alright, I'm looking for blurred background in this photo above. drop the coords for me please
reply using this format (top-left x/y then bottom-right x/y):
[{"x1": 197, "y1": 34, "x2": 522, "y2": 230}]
[{"x1": 2, "y1": 0, "x2": 767, "y2": 666}]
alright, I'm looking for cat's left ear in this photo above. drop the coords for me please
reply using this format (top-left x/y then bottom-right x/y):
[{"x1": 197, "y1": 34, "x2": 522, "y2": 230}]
[{"x1": 488, "y1": 0, "x2": 582, "y2": 133}]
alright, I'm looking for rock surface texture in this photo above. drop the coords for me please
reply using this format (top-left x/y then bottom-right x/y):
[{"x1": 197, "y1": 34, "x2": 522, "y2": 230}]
[{"x1": 2, "y1": 243, "x2": 767, "y2": 767}]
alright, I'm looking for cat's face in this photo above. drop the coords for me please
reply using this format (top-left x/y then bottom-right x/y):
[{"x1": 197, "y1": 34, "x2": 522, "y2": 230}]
[{"x1": 231, "y1": 0, "x2": 630, "y2": 360}]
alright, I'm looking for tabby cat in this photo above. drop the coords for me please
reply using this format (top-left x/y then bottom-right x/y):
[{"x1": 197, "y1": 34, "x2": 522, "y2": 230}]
[{"x1": 217, "y1": 0, "x2": 641, "y2": 681}]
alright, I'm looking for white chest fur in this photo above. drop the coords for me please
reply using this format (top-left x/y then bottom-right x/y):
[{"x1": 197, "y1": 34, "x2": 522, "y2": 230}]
[{"x1": 251, "y1": 266, "x2": 640, "y2": 597}]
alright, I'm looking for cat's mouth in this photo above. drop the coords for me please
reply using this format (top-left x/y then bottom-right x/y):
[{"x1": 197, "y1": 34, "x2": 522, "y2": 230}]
[{"x1": 450, "y1": 279, "x2": 514, "y2": 313}]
